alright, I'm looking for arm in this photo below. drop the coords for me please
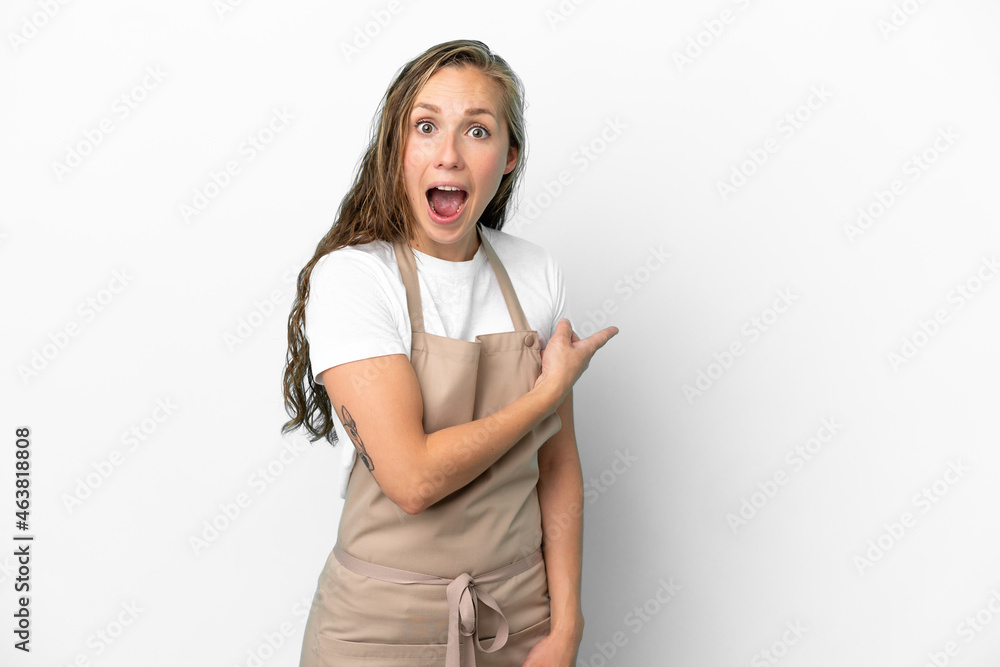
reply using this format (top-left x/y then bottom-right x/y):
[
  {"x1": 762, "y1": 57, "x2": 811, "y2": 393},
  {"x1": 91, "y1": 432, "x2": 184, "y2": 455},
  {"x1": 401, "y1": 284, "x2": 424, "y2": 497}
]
[
  {"x1": 321, "y1": 355, "x2": 562, "y2": 515},
  {"x1": 533, "y1": 389, "x2": 585, "y2": 658},
  {"x1": 319, "y1": 317, "x2": 616, "y2": 516}
]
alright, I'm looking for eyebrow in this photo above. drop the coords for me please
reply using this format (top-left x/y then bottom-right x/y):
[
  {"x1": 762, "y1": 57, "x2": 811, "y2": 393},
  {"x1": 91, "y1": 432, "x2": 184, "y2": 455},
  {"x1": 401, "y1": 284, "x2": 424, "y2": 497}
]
[{"x1": 412, "y1": 102, "x2": 497, "y2": 119}]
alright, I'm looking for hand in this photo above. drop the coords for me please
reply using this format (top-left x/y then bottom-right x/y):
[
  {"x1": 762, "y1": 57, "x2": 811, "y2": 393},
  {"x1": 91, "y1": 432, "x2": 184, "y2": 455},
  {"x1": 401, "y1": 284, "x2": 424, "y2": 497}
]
[
  {"x1": 533, "y1": 318, "x2": 619, "y2": 403},
  {"x1": 521, "y1": 629, "x2": 581, "y2": 667}
]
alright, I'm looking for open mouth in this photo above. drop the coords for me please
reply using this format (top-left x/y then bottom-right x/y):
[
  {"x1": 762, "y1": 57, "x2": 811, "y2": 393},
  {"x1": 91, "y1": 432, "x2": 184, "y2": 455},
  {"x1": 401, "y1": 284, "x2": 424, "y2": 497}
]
[{"x1": 425, "y1": 186, "x2": 468, "y2": 224}]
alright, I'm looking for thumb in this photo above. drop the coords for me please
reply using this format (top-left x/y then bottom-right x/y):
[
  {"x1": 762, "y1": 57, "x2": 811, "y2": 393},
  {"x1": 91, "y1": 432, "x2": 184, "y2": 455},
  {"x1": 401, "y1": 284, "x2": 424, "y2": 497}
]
[{"x1": 556, "y1": 318, "x2": 579, "y2": 343}]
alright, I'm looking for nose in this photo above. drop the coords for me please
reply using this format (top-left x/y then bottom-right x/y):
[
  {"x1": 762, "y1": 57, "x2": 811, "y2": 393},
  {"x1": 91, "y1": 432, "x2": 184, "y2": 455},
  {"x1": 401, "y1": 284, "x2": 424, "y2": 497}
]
[{"x1": 434, "y1": 131, "x2": 464, "y2": 170}]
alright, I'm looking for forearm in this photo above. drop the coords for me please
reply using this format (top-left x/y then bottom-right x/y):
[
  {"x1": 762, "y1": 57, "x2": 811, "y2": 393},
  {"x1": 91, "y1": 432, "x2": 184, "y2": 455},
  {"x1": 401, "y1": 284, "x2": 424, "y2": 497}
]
[{"x1": 406, "y1": 384, "x2": 561, "y2": 513}]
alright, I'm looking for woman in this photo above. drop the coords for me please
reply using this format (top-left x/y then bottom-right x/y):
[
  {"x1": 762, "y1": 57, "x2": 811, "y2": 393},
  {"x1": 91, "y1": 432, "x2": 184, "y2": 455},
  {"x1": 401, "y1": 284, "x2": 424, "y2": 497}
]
[{"x1": 282, "y1": 39, "x2": 618, "y2": 666}]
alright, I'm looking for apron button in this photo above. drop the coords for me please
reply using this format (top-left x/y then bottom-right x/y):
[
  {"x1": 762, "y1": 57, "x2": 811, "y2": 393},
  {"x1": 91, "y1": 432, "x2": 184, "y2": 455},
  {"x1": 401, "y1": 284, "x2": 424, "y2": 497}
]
[{"x1": 524, "y1": 333, "x2": 535, "y2": 347}]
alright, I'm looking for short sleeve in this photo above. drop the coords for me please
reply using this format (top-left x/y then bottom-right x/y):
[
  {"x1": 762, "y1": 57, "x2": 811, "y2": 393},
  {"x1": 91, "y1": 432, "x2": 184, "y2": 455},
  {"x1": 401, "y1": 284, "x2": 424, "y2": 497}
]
[
  {"x1": 548, "y1": 253, "x2": 572, "y2": 343},
  {"x1": 304, "y1": 250, "x2": 407, "y2": 385}
]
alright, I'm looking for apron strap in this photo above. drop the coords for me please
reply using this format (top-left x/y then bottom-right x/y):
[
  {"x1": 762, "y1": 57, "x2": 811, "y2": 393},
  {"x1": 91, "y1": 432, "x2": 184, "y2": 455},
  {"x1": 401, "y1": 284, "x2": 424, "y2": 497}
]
[
  {"x1": 333, "y1": 544, "x2": 543, "y2": 667},
  {"x1": 478, "y1": 229, "x2": 531, "y2": 332},
  {"x1": 392, "y1": 226, "x2": 532, "y2": 334},
  {"x1": 393, "y1": 232, "x2": 426, "y2": 332}
]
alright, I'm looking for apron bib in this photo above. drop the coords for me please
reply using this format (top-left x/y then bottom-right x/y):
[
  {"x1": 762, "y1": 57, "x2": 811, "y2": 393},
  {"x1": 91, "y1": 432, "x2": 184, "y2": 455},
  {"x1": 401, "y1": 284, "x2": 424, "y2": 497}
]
[{"x1": 300, "y1": 226, "x2": 564, "y2": 667}]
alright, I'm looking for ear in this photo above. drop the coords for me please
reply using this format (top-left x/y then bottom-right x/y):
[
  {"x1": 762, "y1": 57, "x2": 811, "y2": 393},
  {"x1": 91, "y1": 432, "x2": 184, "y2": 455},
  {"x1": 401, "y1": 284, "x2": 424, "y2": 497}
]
[{"x1": 503, "y1": 144, "x2": 519, "y2": 175}]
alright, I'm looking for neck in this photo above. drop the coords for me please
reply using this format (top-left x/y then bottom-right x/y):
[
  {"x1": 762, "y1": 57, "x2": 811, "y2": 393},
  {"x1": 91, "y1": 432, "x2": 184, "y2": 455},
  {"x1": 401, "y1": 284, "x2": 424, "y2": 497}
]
[{"x1": 411, "y1": 226, "x2": 481, "y2": 262}]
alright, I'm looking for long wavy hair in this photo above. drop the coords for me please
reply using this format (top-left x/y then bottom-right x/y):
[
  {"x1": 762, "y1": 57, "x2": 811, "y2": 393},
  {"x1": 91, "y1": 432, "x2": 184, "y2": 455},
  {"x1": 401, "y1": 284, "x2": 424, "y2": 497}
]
[{"x1": 281, "y1": 39, "x2": 529, "y2": 445}]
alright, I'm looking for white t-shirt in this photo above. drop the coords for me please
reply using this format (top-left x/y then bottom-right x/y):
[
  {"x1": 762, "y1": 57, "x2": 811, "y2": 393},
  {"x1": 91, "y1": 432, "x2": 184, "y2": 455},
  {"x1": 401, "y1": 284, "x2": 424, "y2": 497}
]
[{"x1": 304, "y1": 224, "x2": 572, "y2": 498}]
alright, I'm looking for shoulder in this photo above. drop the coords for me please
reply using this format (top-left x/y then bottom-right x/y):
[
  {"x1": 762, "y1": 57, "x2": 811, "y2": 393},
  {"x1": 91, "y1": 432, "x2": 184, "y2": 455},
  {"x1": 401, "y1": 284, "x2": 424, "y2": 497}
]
[
  {"x1": 481, "y1": 226, "x2": 556, "y2": 271},
  {"x1": 307, "y1": 240, "x2": 405, "y2": 324},
  {"x1": 310, "y1": 239, "x2": 400, "y2": 292}
]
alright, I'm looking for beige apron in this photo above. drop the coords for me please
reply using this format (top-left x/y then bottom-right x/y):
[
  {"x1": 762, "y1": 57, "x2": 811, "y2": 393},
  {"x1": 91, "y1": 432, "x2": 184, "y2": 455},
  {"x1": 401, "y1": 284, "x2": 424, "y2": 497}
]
[{"x1": 300, "y1": 226, "x2": 564, "y2": 667}]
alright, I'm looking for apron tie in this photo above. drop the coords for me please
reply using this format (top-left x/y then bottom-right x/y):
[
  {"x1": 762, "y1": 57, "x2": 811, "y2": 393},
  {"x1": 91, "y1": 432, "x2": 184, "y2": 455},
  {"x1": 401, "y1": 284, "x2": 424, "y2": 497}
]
[
  {"x1": 333, "y1": 544, "x2": 542, "y2": 666},
  {"x1": 446, "y1": 572, "x2": 510, "y2": 667}
]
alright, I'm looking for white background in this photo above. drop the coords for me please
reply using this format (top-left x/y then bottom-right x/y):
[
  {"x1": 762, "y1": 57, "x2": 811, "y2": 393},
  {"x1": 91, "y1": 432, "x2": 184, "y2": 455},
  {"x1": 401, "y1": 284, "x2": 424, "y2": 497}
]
[{"x1": 3, "y1": 0, "x2": 999, "y2": 665}]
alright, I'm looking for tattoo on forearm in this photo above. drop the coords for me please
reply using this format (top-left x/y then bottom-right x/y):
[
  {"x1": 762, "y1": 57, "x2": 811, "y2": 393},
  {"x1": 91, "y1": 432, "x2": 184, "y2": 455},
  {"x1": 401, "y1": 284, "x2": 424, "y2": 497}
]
[{"x1": 340, "y1": 406, "x2": 375, "y2": 472}]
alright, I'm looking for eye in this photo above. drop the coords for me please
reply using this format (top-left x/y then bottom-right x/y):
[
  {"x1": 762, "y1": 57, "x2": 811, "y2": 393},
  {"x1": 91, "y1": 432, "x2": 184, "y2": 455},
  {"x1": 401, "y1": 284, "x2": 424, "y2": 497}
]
[
  {"x1": 416, "y1": 121, "x2": 434, "y2": 134},
  {"x1": 469, "y1": 125, "x2": 491, "y2": 139}
]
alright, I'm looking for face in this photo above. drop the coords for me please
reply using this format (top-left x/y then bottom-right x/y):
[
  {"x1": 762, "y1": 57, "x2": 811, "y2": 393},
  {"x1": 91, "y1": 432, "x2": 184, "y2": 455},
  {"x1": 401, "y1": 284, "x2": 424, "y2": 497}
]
[{"x1": 402, "y1": 66, "x2": 518, "y2": 262}]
